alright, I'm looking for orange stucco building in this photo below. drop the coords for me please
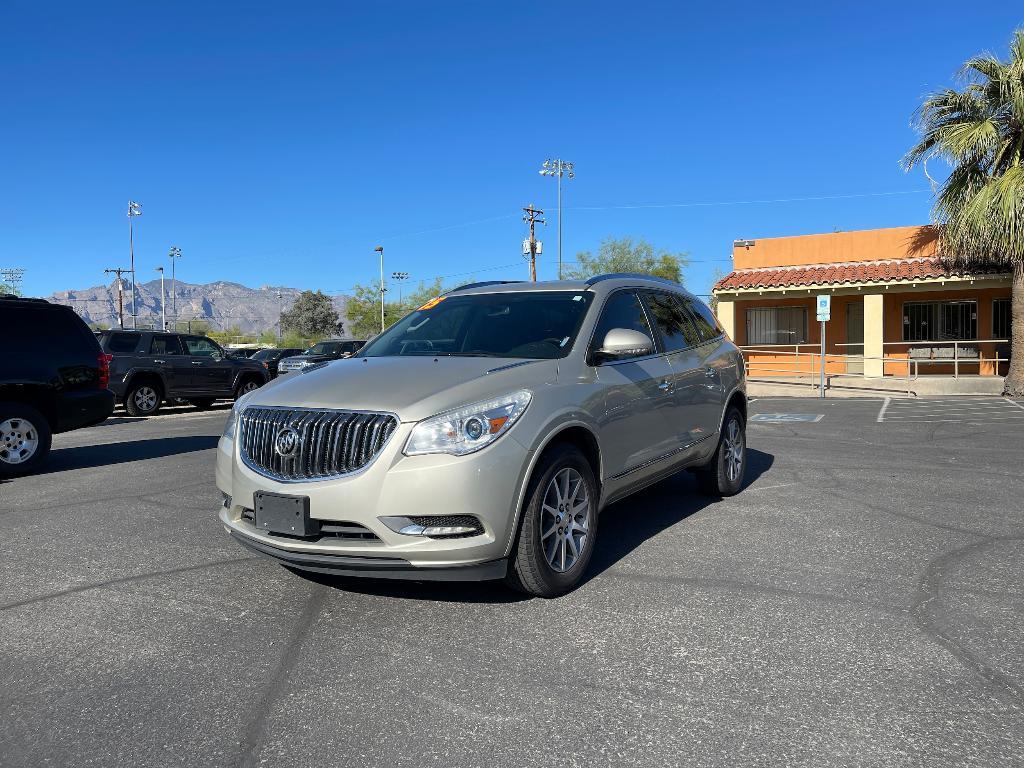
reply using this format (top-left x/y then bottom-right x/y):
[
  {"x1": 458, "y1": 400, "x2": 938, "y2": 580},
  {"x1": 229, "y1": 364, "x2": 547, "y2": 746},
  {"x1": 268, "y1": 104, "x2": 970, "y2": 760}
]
[{"x1": 712, "y1": 226, "x2": 1012, "y2": 381}]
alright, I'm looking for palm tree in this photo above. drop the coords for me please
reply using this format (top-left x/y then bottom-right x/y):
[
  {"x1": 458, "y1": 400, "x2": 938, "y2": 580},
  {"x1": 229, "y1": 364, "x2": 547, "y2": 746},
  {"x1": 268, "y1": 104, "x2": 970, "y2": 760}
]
[{"x1": 903, "y1": 30, "x2": 1024, "y2": 396}]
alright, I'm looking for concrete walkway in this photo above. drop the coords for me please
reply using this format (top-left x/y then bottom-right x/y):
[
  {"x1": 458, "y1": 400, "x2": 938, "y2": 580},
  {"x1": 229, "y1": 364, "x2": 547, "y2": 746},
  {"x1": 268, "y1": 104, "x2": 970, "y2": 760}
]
[{"x1": 748, "y1": 375, "x2": 1006, "y2": 398}]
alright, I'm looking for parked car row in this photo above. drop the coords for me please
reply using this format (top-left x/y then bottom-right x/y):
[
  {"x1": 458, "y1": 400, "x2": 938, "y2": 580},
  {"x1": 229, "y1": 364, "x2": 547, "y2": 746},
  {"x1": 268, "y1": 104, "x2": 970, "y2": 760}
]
[{"x1": 0, "y1": 292, "x2": 366, "y2": 476}]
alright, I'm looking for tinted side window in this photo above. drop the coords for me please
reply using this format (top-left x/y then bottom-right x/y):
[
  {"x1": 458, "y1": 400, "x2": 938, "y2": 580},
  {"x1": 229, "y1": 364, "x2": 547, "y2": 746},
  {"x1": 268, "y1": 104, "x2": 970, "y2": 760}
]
[
  {"x1": 107, "y1": 332, "x2": 142, "y2": 353},
  {"x1": 644, "y1": 292, "x2": 701, "y2": 353},
  {"x1": 589, "y1": 291, "x2": 654, "y2": 360},
  {"x1": 149, "y1": 335, "x2": 184, "y2": 355},
  {"x1": 185, "y1": 336, "x2": 221, "y2": 357},
  {"x1": 683, "y1": 297, "x2": 724, "y2": 341}
]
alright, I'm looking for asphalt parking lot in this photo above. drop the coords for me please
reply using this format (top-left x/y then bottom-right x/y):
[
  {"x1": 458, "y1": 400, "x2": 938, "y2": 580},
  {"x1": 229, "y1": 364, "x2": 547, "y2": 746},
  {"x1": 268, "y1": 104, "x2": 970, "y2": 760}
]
[{"x1": 1, "y1": 397, "x2": 1022, "y2": 767}]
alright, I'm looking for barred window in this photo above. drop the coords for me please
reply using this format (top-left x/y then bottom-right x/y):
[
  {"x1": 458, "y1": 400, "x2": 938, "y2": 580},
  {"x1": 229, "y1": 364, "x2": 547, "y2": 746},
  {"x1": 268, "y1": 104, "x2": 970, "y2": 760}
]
[
  {"x1": 745, "y1": 307, "x2": 808, "y2": 345},
  {"x1": 902, "y1": 301, "x2": 977, "y2": 342},
  {"x1": 993, "y1": 298, "x2": 1011, "y2": 340}
]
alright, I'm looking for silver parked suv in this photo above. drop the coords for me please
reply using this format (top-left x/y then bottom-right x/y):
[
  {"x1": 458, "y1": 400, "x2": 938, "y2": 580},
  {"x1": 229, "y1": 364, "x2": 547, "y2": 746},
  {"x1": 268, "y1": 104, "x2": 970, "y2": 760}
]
[{"x1": 216, "y1": 275, "x2": 747, "y2": 596}]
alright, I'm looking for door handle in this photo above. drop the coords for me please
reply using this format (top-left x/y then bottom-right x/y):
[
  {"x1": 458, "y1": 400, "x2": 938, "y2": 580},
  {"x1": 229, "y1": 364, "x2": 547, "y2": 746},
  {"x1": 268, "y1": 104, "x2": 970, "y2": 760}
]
[
  {"x1": 152, "y1": 359, "x2": 165, "y2": 364},
  {"x1": 704, "y1": 367, "x2": 717, "y2": 378},
  {"x1": 658, "y1": 380, "x2": 672, "y2": 391},
  {"x1": 191, "y1": 361, "x2": 204, "y2": 366}
]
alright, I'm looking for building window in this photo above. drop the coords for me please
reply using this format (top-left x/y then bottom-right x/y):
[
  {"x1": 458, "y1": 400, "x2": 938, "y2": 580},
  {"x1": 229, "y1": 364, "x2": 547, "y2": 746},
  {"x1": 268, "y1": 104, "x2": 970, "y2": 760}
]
[
  {"x1": 994, "y1": 298, "x2": 1011, "y2": 339},
  {"x1": 902, "y1": 300, "x2": 977, "y2": 342},
  {"x1": 745, "y1": 307, "x2": 808, "y2": 345}
]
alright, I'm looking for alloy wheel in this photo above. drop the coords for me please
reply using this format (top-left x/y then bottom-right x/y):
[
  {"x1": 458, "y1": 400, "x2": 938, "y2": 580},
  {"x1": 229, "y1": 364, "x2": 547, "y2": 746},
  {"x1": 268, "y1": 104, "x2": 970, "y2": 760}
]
[
  {"x1": 0, "y1": 417, "x2": 39, "y2": 465},
  {"x1": 134, "y1": 386, "x2": 158, "y2": 413},
  {"x1": 540, "y1": 467, "x2": 591, "y2": 573},
  {"x1": 241, "y1": 380, "x2": 259, "y2": 395},
  {"x1": 723, "y1": 417, "x2": 744, "y2": 483}
]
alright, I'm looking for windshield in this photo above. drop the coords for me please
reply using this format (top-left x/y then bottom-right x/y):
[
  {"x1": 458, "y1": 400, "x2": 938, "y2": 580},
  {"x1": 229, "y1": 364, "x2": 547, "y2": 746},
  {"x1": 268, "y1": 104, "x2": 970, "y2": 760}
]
[
  {"x1": 305, "y1": 342, "x2": 343, "y2": 355},
  {"x1": 359, "y1": 291, "x2": 593, "y2": 359},
  {"x1": 252, "y1": 349, "x2": 278, "y2": 361}
]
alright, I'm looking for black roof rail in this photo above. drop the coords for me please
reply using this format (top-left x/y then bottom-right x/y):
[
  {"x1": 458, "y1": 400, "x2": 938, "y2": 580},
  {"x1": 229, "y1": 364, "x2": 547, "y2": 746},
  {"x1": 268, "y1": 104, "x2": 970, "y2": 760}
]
[
  {"x1": 0, "y1": 294, "x2": 49, "y2": 303},
  {"x1": 445, "y1": 280, "x2": 523, "y2": 294},
  {"x1": 584, "y1": 273, "x2": 681, "y2": 287}
]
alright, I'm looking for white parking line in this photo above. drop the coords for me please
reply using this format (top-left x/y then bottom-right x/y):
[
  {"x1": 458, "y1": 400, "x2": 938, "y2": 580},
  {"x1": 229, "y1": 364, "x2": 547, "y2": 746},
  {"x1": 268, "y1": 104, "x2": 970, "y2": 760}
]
[
  {"x1": 876, "y1": 397, "x2": 891, "y2": 423},
  {"x1": 879, "y1": 397, "x2": 1024, "y2": 424},
  {"x1": 1005, "y1": 399, "x2": 1024, "y2": 411}
]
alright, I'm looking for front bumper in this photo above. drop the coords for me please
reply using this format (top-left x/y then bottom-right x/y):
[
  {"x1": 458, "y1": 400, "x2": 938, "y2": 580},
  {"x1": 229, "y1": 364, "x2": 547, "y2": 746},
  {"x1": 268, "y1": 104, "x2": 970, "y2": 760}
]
[{"x1": 216, "y1": 421, "x2": 532, "y2": 577}]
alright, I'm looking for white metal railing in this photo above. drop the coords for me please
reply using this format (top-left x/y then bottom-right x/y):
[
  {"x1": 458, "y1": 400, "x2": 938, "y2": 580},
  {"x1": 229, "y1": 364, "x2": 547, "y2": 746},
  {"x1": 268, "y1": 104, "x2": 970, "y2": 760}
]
[{"x1": 739, "y1": 341, "x2": 1010, "y2": 396}]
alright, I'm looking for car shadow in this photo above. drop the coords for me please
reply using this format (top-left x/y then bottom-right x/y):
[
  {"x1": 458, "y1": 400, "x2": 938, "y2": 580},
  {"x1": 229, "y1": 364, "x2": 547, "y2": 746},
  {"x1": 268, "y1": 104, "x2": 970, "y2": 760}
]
[
  {"x1": 37, "y1": 436, "x2": 220, "y2": 474},
  {"x1": 295, "y1": 448, "x2": 774, "y2": 603},
  {"x1": 581, "y1": 448, "x2": 774, "y2": 586}
]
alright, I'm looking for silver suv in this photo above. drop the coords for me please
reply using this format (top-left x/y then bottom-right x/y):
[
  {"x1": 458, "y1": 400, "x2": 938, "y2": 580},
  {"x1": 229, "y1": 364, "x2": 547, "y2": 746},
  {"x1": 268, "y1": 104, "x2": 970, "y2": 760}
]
[{"x1": 216, "y1": 275, "x2": 747, "y2": 596}]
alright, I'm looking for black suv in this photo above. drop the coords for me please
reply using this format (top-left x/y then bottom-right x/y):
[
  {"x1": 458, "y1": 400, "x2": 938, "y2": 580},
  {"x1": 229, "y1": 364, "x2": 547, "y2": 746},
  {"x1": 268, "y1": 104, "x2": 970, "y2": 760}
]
[
  {"x1": 97, "y1": 330, "x2": 269, "y2": 416},
  {"x1": 276, "y1": 339, "x2": 366, "y2": 377},
  {"x1": 0, "y1": 296, "x2": 115, "y2": 477},
  {"x1": 250, "y1": 347, "x2": 304, "y2": 378}
]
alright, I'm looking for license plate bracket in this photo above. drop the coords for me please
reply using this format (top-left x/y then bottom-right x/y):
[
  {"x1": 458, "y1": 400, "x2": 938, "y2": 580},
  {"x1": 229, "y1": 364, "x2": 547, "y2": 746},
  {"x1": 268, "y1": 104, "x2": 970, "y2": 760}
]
[{"x1": 253, "y1": 491, "x2": 319, "y2": 537}]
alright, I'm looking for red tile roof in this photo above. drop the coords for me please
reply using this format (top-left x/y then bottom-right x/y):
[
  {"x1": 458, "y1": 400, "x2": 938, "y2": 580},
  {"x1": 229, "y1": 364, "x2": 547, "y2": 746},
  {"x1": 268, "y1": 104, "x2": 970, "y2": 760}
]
[{"x1": 713, "y1": 257, "x2": 1005, "y2": 292}]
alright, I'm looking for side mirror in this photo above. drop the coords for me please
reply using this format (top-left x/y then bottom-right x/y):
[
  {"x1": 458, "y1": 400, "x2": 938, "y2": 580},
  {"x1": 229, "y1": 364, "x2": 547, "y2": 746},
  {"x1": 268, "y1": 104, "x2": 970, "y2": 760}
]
[{"x1": 595, "y1": 328, "x2": 654, "y2": 362}]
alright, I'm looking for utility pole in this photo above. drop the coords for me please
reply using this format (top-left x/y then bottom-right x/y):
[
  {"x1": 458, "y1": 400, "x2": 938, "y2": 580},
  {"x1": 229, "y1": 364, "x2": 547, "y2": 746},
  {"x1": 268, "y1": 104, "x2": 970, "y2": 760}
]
[
  {"x1": 539, "y1": 159, "x2": 575, "y2": 279},
  {"x1": 104, "y1": 267, "x2": 131, "y2": 328},
  {"x1": 522, "y1": 204, "x2": 545, "y2": 282},
  {"x1": 375, "y1": 246, "x2": 385, "y2": 333},
  {"x1": 168, "y1": 246, "x2": 182, "y2": 331},
  {"x1": 155, "y1": 267, "x2": 166, "y2": 330},
  {"x1": 127, "y1": 201, "x2": 142, "y2": 328},
  {"x1": 0, "y1": 267, "x2": 25, "y2": 296}
]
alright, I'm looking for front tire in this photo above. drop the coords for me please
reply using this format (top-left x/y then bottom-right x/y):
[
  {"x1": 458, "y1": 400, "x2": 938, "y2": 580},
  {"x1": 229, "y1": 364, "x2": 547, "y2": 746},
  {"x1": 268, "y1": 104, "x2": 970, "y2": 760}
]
[
  {"x1": 234, "y1": 377, "x2": 262, "y2": 400},
  {"x1": 125, "y1": 381, "x2": 162, "y2": 417},
  {"x1": 506, "y1": 444, "x2": 598, "y2": 598},
  {"x1": 696, "y1": 406, "x2": 746, "y2": 496},
  {"x1": 0, "y1": 403, "x2": 52, "y2": 478}
]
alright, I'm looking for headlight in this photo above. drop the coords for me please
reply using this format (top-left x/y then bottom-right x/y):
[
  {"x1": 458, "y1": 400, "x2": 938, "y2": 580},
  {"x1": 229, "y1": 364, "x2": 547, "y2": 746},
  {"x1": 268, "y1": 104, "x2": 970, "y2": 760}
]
[
  {"x1": 404, "y1": 390, "x2": 532, "y2": 456},
  {"x1": 223, "y1": 392, "x2": 254, "y2": 440}
]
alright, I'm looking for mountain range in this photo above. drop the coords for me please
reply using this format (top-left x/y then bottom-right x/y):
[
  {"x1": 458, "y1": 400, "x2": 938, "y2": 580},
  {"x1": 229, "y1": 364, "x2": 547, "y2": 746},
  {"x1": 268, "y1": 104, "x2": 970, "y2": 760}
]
[{"x1": 47, "y1": 279, "x2": 352, "y2": 336}]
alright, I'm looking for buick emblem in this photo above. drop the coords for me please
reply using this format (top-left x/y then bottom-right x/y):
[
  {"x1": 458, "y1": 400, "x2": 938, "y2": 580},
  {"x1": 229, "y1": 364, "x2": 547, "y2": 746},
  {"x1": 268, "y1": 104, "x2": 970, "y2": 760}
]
[{"x1": 274, "y1": 427, "x2": 300, "y2": 457}]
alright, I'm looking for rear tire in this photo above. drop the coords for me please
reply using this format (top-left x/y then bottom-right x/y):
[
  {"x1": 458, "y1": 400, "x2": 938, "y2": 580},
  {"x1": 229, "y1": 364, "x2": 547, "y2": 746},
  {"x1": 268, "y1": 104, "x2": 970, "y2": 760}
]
[
  {"x1": 0, "y1": 403, "x2": 52, "y2": 478},
  {"x1": 125, "y1": 380, "x2": 162, "y2": 417},
  {"x1": 696, "y1": 406, "x2": 746, "y2": 496},
  {"x1": 505, "y1": 444, "x2": 598, "y2": 598}
]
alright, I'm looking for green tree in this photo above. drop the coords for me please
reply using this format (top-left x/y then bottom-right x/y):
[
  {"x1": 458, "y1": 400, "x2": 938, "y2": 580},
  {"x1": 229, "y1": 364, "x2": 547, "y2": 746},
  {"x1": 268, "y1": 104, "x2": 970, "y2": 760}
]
[
  {"x1": 903, "y1": 30, "x2": 1024, "y2": 395},
  {"x1": 258, "y1": 329, "x2": 279, "y2": 345},
  {"x1": 346, "y1": 278, "x2": 444, "y2": 339},
  {"x1": 280, "y1": 290, "x2": 340, "y2": 339},
  {"x1": 563, "y1": 237, "x2": 689, "y2": 283},
  {"x1": 0, "y1": 282, "x2": 20, "y2": 296}
]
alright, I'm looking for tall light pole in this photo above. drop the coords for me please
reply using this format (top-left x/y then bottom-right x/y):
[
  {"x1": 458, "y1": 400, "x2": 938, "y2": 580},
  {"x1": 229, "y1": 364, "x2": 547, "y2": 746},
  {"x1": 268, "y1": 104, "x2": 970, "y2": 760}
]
[
  {"x1": 277, "y1": 290, "x2": 283, "y2": 342},
  {"x1": 539, "y1": 159, "x2": 574, "y2": 279},
  {"x1": 391, "y1": 271, "x2": 409, "y2": 309},
  {"x1": 155, "y1": 267, "x2": 166, "y2": 330},
  {"x1": 168, "y1": 246, "x2": 181, "y2": 331},
  {"x1": 127, "y1": 201, "x2": 142, "y2": 328},
  {"x1": 375, "y1": 246, "x2": 385, "y2": 333}
]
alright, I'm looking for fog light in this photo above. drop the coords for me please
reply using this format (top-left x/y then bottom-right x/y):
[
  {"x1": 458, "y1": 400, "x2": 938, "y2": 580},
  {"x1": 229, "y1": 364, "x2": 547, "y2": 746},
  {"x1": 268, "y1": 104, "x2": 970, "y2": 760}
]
[
  {"x1": 379, "y1": 515, "x2": 483, "y2": 538},
  {"x1": 222, "y1": 492, "x2": 232, "y2": 509}
]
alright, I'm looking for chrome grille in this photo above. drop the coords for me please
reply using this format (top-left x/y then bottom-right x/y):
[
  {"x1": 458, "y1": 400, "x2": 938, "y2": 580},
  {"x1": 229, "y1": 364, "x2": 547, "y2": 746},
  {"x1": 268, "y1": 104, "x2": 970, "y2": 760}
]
[{"x1": 238, "y1": 407, "x2": 398, "y2": 482}]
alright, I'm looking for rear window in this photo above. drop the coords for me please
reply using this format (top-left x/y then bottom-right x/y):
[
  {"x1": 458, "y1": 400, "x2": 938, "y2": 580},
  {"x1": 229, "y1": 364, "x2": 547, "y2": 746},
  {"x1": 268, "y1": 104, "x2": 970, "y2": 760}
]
[
  {"x1": 0, "y1": 301, "x2": 98, "y2": 358},
  {"x1": 107, "y1": 332, "x2": 142, "y2": 353}
]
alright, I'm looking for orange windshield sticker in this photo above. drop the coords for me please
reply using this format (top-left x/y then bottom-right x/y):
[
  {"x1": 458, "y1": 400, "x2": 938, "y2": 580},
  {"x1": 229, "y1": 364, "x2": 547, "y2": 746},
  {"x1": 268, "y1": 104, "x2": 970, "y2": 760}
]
[{"x1": 417, "y1": 296, "x2": 446, "y2": 311}]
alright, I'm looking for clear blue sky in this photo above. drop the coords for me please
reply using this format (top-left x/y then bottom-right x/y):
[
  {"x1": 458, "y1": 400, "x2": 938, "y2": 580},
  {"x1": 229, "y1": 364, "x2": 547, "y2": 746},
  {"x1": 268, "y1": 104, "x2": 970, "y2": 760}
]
[{"x1": 4, "y1": 1, "x2": 1024, "y2": 300}]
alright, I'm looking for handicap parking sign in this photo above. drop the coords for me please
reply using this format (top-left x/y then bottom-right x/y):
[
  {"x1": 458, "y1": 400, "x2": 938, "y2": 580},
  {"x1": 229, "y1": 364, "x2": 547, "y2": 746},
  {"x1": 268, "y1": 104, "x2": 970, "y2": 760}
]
[{"x1": 816, "y1": 294, "x2": 831, "y2": 322}]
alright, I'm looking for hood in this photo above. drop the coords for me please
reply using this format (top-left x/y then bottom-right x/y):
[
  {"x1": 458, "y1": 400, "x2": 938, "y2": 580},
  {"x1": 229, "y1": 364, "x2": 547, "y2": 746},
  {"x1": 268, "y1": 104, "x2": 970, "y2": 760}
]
[{"x1": 248, "y1": 356, "x2": 558, "y2": 421}]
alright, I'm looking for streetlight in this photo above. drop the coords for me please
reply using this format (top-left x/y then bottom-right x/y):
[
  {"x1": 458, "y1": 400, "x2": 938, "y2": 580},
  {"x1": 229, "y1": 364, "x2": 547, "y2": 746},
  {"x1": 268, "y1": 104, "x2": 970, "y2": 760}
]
[
  {"x1": 375, "y1": 246, "x2": 385, "y2": 333},
  {"x1": 391, "y1": 271, "x2": 410, "y2": 309},
  {"x1": 168, "y1": 246, "x2": 182, "y2": 331},
  {"x1": 538, "y1": 159, "x2": 575, "y2": 279},
  {"x1": 127, "y1": 201, "x2": 142, "y2": 328},
  {"x1": 277, "y1": 290, "x2": 283, "y2": 342},
  {"x1": 155, "y1": 267, "x2": 166, "y2": 330}
]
